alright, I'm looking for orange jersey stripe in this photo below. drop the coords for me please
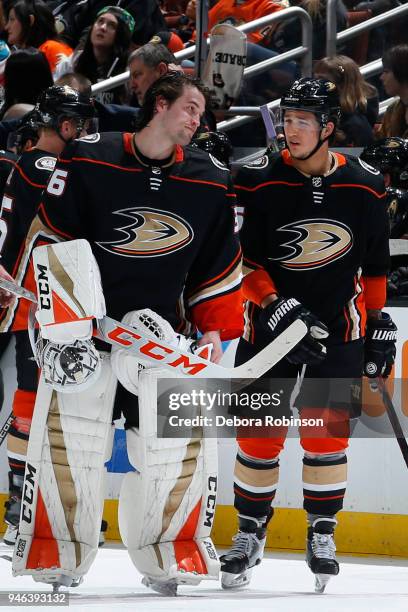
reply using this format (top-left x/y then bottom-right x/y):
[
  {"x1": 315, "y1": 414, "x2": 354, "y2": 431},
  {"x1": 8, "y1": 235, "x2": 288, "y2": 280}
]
[
  {"x1": 58, "y1": 156, "x2": 144, "y2": 173},
  {"x1": 14, "y1": 162, "x2": 48, "y2": 189},
  {"x1": 235, "y1": 180, "x2": 303, "y2": 192},
  {"x1": 38, "y1": 205, "x2": 74, "y2": 240},
  {"x1": 330, "y1": 184, "x2": 386, "y2": 199},
  {"x1": 169, "y1": 174, "x2": 229, "y2": 190}
]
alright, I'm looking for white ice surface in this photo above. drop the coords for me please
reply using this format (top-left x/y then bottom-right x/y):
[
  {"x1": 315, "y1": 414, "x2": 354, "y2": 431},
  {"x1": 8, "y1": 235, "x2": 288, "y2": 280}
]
[{"x1": 1, "y1": 543, "x2": 408, "y2": 611}]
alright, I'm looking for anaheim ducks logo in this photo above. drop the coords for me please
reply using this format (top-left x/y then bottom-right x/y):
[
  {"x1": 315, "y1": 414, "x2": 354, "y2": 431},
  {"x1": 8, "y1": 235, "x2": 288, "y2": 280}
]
[
  {"x1": 270, "y1": 219, "x2": 353, "y2": 270},
  {"x1": 96, "y1": 207, "x2": 194, "y2": 258}
]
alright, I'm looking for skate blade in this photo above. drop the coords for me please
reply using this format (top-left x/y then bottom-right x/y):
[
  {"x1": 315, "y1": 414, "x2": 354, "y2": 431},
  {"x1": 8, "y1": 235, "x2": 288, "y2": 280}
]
[
  {"x1": 314, "y1": 573, "x2": 331, "y2": 593},
  {"x1": 142, "y1": 576, "x2": 178, "y2": 596},
  {"x1": 221, "y1": 567, "x2": 253, "y2": 590}
]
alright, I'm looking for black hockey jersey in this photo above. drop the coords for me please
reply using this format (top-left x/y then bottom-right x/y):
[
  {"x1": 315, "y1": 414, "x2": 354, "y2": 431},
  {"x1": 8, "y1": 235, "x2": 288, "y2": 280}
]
[
  {"x1": 235, "y1": 149, "x2": 389, "y2": 345},
  {"x1": 0, "y1": 150, "x2": 17, "y2": 200},
  {"x1": 0, "y1": 149, "x2": 56, "y2": 332},
  {"x1": 12, "y1": 132, "x2": 243, "y2": 339}
]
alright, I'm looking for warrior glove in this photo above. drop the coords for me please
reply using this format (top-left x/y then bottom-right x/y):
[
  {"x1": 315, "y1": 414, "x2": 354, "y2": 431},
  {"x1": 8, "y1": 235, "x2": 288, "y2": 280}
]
[
  {"x1": 259, "y1": 297, "x2": 329, "y2": 365},
  {"x1": 364, "y1": 313, "x2": 397, "y2": 378}
]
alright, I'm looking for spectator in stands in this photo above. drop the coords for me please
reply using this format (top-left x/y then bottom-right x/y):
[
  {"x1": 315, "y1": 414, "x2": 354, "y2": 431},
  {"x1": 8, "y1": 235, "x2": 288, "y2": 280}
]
[
  {"x1": 4, "y1": 0, "x2": 73, "y2": 75},
  {"x1": 58, "y1": 6, "x2": 134, "y2": 105},
  {"x1": 0, "y1": 48, "x2": 53, "y2": 119},
  {"x1": 314, "y1": 54, "x2": 378, "y2": 146},
  {"x1": 205, "y1": 0, "x2": 284, "y2": 46},
  {"x1": 128, "y1": 42, "x2": 180, "y2": 107},
  {"x1": 268, "y1": 0, "x2": 348, "y2": 60},
  {"x1": 49, "y1": 0, "x2": 168, "y2": 49},
  {"x1": 377, "y1": 44, "x2": 408, "y2": 139}
]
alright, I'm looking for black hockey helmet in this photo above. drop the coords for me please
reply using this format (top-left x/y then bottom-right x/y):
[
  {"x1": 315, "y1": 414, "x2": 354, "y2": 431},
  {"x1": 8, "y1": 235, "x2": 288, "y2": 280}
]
[
  {"x1": 360, "y1": 138, "x2": 408, "y2": 189},
  {"x1": 14, "y1": 111, "x2": 40, "y2": 153},
  {"x1": 280, "y1": 77, "x2": 341, "y2": 128},
  {"x1": 191, "y1": 131, "x2": 233, "y2": 167},
  {"x1": 386, "y1": 187, "x2": 408, "y2": 238},
  {"x1": 34, "y1": 85, "x2": 96, "y2": 139},
  {"x1": 6, "y1": 110, "x2": 39, "y2": 154}
]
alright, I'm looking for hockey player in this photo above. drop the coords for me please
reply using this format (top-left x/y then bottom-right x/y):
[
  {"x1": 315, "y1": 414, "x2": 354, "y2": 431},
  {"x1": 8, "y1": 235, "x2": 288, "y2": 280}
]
[
  {"x1": 0, "y1": 85, "x2": 96, "y2": 545},
  {"x1": 220, "y1": 78, "x2": 396, "y2": 592},
  {"x1": 360, "y1": 137, "x2": 408, "y2": 295},
  {"x1": 0, "y1": 73, "x2": 243, "y2": 591}
]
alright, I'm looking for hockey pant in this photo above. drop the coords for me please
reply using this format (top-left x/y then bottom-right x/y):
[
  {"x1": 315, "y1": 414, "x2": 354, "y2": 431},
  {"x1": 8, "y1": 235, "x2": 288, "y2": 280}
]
[
  {"x1": 233, "y1": 339, "x2": 363, "y2": 519},
  {"x1": 119, "y1": 367, "x2": 219, "y2": 587}
]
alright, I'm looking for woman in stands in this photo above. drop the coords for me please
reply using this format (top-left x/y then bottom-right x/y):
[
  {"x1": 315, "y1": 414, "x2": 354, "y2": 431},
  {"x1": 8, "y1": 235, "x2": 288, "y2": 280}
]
[
  {"x1": 0, "y1": 48, "x2": 53, "y2": 118},
  {"x1": 378, "y1": 44, "x2": 408, "y2": 138},
  {"x1": 63, "y1": 6, "x2": 134, "y2": 105},
  {"x1": 5, "y1": 0, "x2": 73, "y2": 75},
  {"x1": 314, "y1": 54, "x2": 378, "y2": 146}
]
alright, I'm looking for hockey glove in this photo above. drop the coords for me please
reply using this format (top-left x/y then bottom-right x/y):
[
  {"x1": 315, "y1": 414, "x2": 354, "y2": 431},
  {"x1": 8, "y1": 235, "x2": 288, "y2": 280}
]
[
  {"x1": 364, "y1": 313, "x2": 397, "y2": 378},
  {"x1": 259, "y1": 297, "x2": 329, "y2": 365}
]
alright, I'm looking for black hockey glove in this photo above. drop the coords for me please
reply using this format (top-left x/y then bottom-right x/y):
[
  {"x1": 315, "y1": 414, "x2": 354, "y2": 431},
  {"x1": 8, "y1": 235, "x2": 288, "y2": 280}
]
[
  {"x1": 364, "y1": 313, "x2": 397, "y2": 378},
  {"x1": 259, "y1": 297, "x2": 329, "y2": 365}
]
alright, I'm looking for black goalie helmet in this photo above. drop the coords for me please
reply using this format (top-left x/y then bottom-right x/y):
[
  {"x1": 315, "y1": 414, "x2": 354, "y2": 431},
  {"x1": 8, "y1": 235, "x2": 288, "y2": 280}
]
[
  {"x1": 360, "y1": 138, "x2": 408, "y2": 189},
  {"x1": 279, "y1": 77, "x2": 341, "y2": 128},
  {"x1": 33, "y1": 85, "x2": 96, "y2": 132},
  {"x1": 191, "y1": 130, "x2": 233, "y2": 167}
]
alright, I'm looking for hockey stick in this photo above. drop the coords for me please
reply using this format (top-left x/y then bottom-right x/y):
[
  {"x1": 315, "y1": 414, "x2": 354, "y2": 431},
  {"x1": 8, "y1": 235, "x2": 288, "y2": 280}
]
[
  {"x1": 376, "y1": 377, "x2": 408, "y2": 470},
  {"x1": 0, "y1": 277, "x2": 307, "y2": 379}
]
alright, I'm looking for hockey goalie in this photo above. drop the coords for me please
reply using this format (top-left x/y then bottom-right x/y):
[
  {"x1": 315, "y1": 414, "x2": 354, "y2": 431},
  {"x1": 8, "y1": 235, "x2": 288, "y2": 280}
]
[
  {"x1": 7, "y1": 240, "x2": 306, "y2": 593},
  {"x1": 11, "y1": 240, "x2": 221, "y2": 594}
]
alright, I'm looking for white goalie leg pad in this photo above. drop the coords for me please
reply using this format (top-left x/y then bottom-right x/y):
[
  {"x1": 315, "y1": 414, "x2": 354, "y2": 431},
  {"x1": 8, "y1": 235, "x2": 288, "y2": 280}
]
[
  {"x1": 118, "y1": 368, "x2": 219, "y2": 588},
  {"x1": 12, "y1": 354, "x2": 116, "y2": 586},
  {"x1": 33, "y1": 239, "x2": 106, "y2": 343}
]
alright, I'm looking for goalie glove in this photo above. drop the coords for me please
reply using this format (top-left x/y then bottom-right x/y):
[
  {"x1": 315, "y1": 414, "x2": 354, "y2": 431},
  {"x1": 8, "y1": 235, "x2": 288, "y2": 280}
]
[
  {"x1": 259, "y1": 297, "x2": 329, "y2": 365},
  {"x1": 364, "y1": 313, "x2": 397, "y2": 378}
]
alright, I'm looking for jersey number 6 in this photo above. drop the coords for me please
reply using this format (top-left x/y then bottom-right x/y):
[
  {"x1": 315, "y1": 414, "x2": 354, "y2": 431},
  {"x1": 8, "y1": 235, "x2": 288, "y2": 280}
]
[{"x1": 47, "y1": 169, "x2": 68, "y2": 197}]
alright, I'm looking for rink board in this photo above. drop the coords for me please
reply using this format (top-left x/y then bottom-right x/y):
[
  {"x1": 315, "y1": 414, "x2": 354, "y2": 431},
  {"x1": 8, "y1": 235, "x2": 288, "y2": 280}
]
[{"x1": 1, "y1": 306, "x2": 408, "y2": 557}]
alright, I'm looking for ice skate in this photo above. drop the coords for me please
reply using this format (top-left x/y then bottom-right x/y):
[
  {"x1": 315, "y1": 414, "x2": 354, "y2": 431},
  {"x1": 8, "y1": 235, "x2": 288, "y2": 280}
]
[
  {"x1": 220, "y1": 514, "x2": 267, "y2": 589},
  {"x1": 306, "y1": 517, "x2": 339, "y2": 593}
]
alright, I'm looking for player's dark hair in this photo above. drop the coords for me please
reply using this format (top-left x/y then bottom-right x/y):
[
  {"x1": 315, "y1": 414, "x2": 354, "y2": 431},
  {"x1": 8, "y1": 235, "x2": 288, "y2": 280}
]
[
  {"x1": 74, "y1": 7, "x2": 132, "y2": 85},
  {"x1": 382, "y1": 44, "x2": 408, "y2": 86},
  {"x1": 1, "y1": 48, "x2": 53, "y2": 119},
  {"x1": 135, "y1": 72, "x2": 209, "y2": 131},
  {"x1": 128, "y1": 42, "x2": 177, "y2": 69},
  {"x1": 9, "y1": 0, "x2": 58, "y2": 47}
]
